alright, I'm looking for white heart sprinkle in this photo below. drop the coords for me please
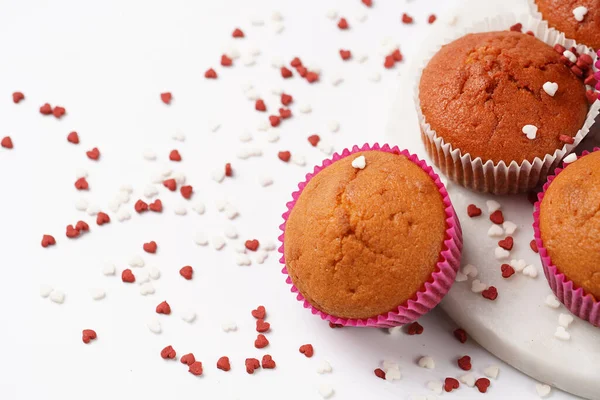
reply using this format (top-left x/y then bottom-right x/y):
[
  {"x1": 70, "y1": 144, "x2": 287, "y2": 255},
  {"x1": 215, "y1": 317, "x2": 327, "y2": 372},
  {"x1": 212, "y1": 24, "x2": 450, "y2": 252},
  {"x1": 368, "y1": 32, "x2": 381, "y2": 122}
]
[
  {"x1": 75, "y1": 198, "x2": 89, "y2": 211},
  {"x1": 224, "y1": 46, "x2": 240, "y2": 60},
  {"x1": 90, "y1": 288, "x2": 105, "y2": 300},
  {"x1": 116, "y1": 209, "x2": 131, "y2": 222},
  {"x1": 147, "y1": 319, "x2": 162, "y2": 334},
  {"x1": 191, "y1": 201, "x2": 205, "y2": 215},
  {"x1": 382, "y1": 360, "x2": 399, "y2": 372},
  {"x1": 242, "y1": 54, "x2": 256, "y2": 66},
  {"x1": 318, "y1": 384, "x2": 334, "y2": 399},
  {"x1": 503, "y1": 221, "x2": 517, "y2": 235},
  {"x1": 40, "y1": 284, "x2": 53, "y2": 298},
  {"x1": 128, "y1": 255, "x2": 145, "y2": 268},
  {"x1": 455, "y1": 271, "x2": 468, "y2": 282},
  {"x1": 292, "y1": 155, "x2": 306, "y2": 166},
  {"x1": 181, "y1": 310, "x2": 196, "y2": 323},
  {"x1": 486, "y1": 200, "x2": 501, "y2": 213},
  {"x1": 107, "y1": 199, "x2": 120, "y2": 213},
  {"x1": 459, "y1": 373, "x2": 475, "y2": 387},
  {"x1": 554, "y1": 326, "x2": 570, "y2": 340},
  {"x1": 102, "y1": 262, "x2": 116, "y2": 276},
  {"x1": 143, "y1": 185, "x2": 158, "y2": 198},
  {"x1": 239, "y1": 131, "x2": 253, "y2": 142},
  {"x1": 495, "y1": 247, "x2": 510, "y2": 260},
  {"x1": 149, "y1": 266, "x2": 161, "y2": 280},
  {"x1": 326, "y1": 9, "x2": 338, "y2": 19},
  {"x1": 172, "y1": 172, "x2": 186, "y2": 184},
  {"x1": 563, "y1": 153, "x2": 578, "y2": 164},
  {"x1": 174, "y1": 205, "x2": 187, "y2": 216},
  {"x1": 418, "y1": 356, "x2": 435, "y2": 369},
  {"x1": 270, "y1": 57, "x2": 283, "y2": 68},
  {"x1": 116, "y1": 191, "x2": 130, "y2": 204},
  {"x1": 385, "y1": 367, "x2": 402, "y2": 381},
  {"x1": 221, "y1": 322, "x2": 237, "y2": 332},
  {"x1": 194, "y1": 233, "x2": 208, "y2": 246},
  {"x1": 368, "y1": 72, "x2": 382, "y2": 82},
  {"x1": 75, "y1": 168, "x2": 88, "y2": 179},
  {"x1": 86, "y1": 204, "x2": 100, "y2": 216},
  {"x1": 255, "y1": 250, "x2": 269, "y2": 264},
  {"x1": 427, "y1": 381, "x2": 443, "y2": 395},
  {"x1": 462, "y1": 264, "x2": 478, "y2": 278},
  {"x1": 357, "y1": 53, "x2": 369, "y2": 63},
  {"x1": 352, "y1": 155, "x2": 366, "y2": 169},
  {"x1": 224, "y1": 225, "x2": 238, "y2": 239},
  {"x1": 573, "y1": 6, "x2": 588, "y2": 22},
  {"x1": 136, "y1": 270, "x2": 150, "y2": 285},
  {"x1": 488, "y1": 224, "x2": 505, "y2": 237},
  {"x1": 318, "y1": 141, "x2": 334, "y2": 155},
  {"x1": 143, "y1": 150, "x2": 157, "y2": 160},
  {"x1": 523, "y1": 264, "x2": 538, "y2": 278},
  {"x1": 536, "y1": 383, "x2": 552, "y2": 397},
  {"x1": 245, "y1": 88, "x2": 259, "y2": 100},
  {"x1": 545, "y1": 294, "x2": 561, "y2": 309},
  {"x1": 317, "y1": 360, "x2": 333, "y2": 374},
  {"x1": 484, "y1": 365, "x2": 500, "y2": 379},
  {"x1": 388, "y1": 326, "x2": 403, "y2": 335},
  {"x1": 563, "y1": 50, "x2": 577, "y2": 63},
  {"x1": 139, "y1": 282, "x2": 155, "y2": 295},
  {"x1": 299, "y1": 103, "x2": 312, "y2": 113},
  {"x1": 510, "y1": 259, "x2": 527, "y2": 272},
  {"x1": 266, "y1": 131, "x2": 280, "y2": 143},
  {"x1": 471, "y1": 279, "x2": 487, "y2": 293},
  {"x1": 522, "y1": 124, "x2": 538, "y2": 140},
  {"x1": 236, "y1": 254, "x2": 252, "y2": 266},
  {"x1": 224, "y1": 204, "x2": 239, "y2": 219},
  {"x1": 212, "y1": 236, "x2": 226, "y2": 250},
  {"x1": 558, "y1": 313, "x2": 574, "y2": 328},
  {"x1": 263, "y1": 241, "x2": 276, "y2": 251},
  {"x1": 328, "y1": 120, "x2": 340, "y2": 133},
  {"x1": 259, "y1": 176, "x2": 273, "y2": 187},
  {"x1": 234, "y1": 244, "x2": 246, "y2": 254},
  {"x1": 542, "y1": 82, "x2": 558, "y2": 97},
  {"x1": 49, "y1": 290, "x2": 65, "y2": 304}
]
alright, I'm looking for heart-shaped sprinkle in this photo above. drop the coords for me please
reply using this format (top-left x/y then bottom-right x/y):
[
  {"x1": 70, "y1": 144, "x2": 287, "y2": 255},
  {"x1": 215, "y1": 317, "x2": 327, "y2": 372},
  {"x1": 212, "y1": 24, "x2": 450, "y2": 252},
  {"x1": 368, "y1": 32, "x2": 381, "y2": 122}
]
[
  {"x1": 143, "y1": 241, "x2": 157, "y2": 253},
  {"x1": 339, "y1": 49, "x2": 352, "y2": 60},
  {"x1": 160, "y1": 345, "x2": 176, "y2": 359},
  {"x1": 245, "y1": 239, "x2": 259, "y2": 251},
  {"x1": 488, "y1": 225, "x2": 504, "y2": 237},
  {"x1": 169, "y1": 149, "x2": 181, "y2": 161},
  {"x1": 444, "y1": 377, "x2": 460, "y2": 392},
  {"x1": 75, "y1": 177, "x2": 89, "y2": 190},
  {"x1": 179, "y1": 266, "x2": 193, "y2": 280},
  {"x1": 489, "y1": 210, "x2": 504, "y2": 224},
  {"x1": 385, "y1": 367, "x2": 402, "y2": 381},
  {"x1": 156, "y1": 301, "x2": 171, "y2": 315},
  {"x1": 530, "y1": 239, "x2": 539, "y2": 253},
  {"x1": 455, "y1": 271, "x2": 468, "y2": 282},
  {"x1": 454, "y1": 328, "x2": 468, "y2": 343},
  {"x1": 536, "y1": 383, "x2": 552, "y2": 397},
  {"x1": 475, "y1": 378, "x2": 491, "y2": 393},
  {"x1": 542, "y1": 82, "x2": 558, "y2": 96},
  {"x1": 262, "y1": 354, "x2": 276, "y2": 369},
  {"x1": 75, "y1": 221, "x2": 89, "y2": 231},
  {"x1": 160, "y1": 92, "x2": 172, "y2": 104},
  {"x1": 86, "y1": 147, "x2": 100, "y2": 160},
  {"x1": 462, "y1": 264, "x2": 478, "y2": 278},
  {"x1": 139, "y1": 282, "x2": 155, "y2": 296},
  {"x1": 501, "y1": 264, "x2": 515, "y2": 278},
  {"x1": 269, "y1": 115, "x2": 281, "y2": 127},
  {"x1": 281, "y1": 93, "x2": 293, "y2": 105},
  {"x1": 406, "y1": 321, "x2": 424, "y2": 335},
  {"x1": 495, "y1": 247, "x2": 510, "y2": 260},
  {"x1": 122, "y1": 269, "x2": 135, "y2": 283},
  {"x1": 245, "y1": 358, "x2": 260, "y2": 374},
  {"x1": 545, "y1": 295, "x2": 561, "y2": 309},
  {"x1": 251, "y1": 305, "x2": 266, "y2": 319},
  {"x1": 232, "y1": 28, "x2": 244, "y2": 38},
  {"x1": 221, "y1": 322, "x2": 237, "y2": 332},
  {"x1": 317, "y1": 360, "x2": 333, "y2": 374},
  {"x1": 255, "y1": 334, "x2": 269, "y2": 348},
  {"x1": 217, "y1": 356, "x2": 231, "y2": 371},
  {"x1": 180, "y1": 185, "x2": 193, "y2": 199},
  {"x1": 40, "y1": 103, "x2": 52, "y2": 115},
  {"x1": 41, "y1": 234, "x2": 56, "y2": 248},
  {"x1": 1, "y1": 136, "x2": 13, "y2": 149},
  {"x1": 510, "y1": 259, "x2": 527, "y2": 272},
  {"x1": 498, "y1": 236, "x2": 513, "y2": 250},
  {"x1": 337, "y1": 17, "x2": 349, "y2": 29},
  {"x1": 467, "y1": 204, "x2": 482, "y2": 217},
  {"x1": 281, "y1": 66, "x2": 293, "y2": 78},
  {"x1": 482, "y1": 286, "x2": 498, "y2": 301},
  {"x1": 459, "y1": 373, "x2": 475, "y2": 387},
  {"x1": 149, "y1": 199, "x2": 163, "y2": 212},
  {"x1": 457, "y1": 355, "x2": 471, "y2": 371},
  {"x1": 374, "y1": 368, "x2": 386, "y2": 379},
  {"x1": 503, "y1": 221, "x2": 517, "y2": 235},
  {"x1": 522, "y1": 124, "x2": 538, "y2": 140},
  {"x1": 204, "y1": 68, "x2": 217, "y2": 79},
  {"x1": 471, "y1": 279, "x2": 486, "y2": 293},
  {"x1": 352, "y1": 155, "x2": 366, "y2": 169},
  {"x1": 256, "y1": 319, "x2": 270, "y2": 333},
  {"x1": 573, "y1": 6, "x2": 588, "y2": 21},
  {"x1": 255, "y1": 99, "x2": 266, "y2": 111},
  {"x1": 299, "y1": 344, "x2": 314, "y2": 357},
  {"x1": 66, "y1": 131, "x2": 79, "y2": 144},
  {"x1": 82, "y1": 329, "x2": 97, "y2": 344},
  {"x1": 66, "y1": 225, "x2": 80, "y2": 238},
  {"x1": 53, "y1": 106, "x2": 66, "y2": 118},
  {"x1": 278, "y1": 151, "x2": 291, "y2": 162},
  {"x1": 523, "y1": 265, "x2": 538, "y2": 278},
  {"x1": 279, "y1": 107, "x2": 292, "y2": 119},
  {"x1": 319, "y1": 384, "x2": 334, "y2": 398},
  {"x1": 427, "y1": 380, "x2": 443, "y2": 394},
  {"x1": 484, "y1": 365, "x2": 500, "y2": 379},
  {"x1": 12, "y1": 92, "x2": 24, "y2": 103},
  {"x1": 96, "y1": 212, "x2": 110, "y2": 225},
  {"x1": 418, "y1": 356, "x2": 435, "y2": 369},
  {"x1": 558, "y1": 313, "x2": 574, "y2": 328},
  {"x1": 188, "y1": 361, "x2": 203, "y2": 376},
  {"x1": 147, "y1": 319, "x2": 161, "y2": 333},
  {"x1": 180, "y1": 353, "x2": 195, "y2": 366}
]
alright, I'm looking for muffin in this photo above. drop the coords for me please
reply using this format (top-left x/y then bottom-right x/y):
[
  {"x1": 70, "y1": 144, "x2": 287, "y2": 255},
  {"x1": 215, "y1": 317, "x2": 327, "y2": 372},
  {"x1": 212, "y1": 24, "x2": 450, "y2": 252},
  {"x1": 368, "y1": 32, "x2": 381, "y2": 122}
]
[
  {"x1": 418, "y1": 30, "x2": 589, "y2": 194},
  {"x1": 279, "y1": 144, "x2": 462, "y2": 327},
  {"x1": 534, "y1": 149, "x2": 600, "y2": 326},
  {"x1": 533, "y1": 0, "x2": 600, "y2": 50}
]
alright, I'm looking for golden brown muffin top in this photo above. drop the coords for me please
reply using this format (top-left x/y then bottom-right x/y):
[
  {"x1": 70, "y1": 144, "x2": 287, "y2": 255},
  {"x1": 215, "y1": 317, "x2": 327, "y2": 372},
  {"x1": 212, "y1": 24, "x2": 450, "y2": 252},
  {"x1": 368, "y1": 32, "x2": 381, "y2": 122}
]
[
  {"x1": 419, "y1": 31, "x2": 588, "y2": 164},
  {"x1": 284, "y1": 150, "x2": 447, "y2": 319},
  {"x1": 535, "y1": 0, "x2": 600, "y2": 50},
  {"x1": 540, "y1": 151, "x2": 600, "y2": 300}
]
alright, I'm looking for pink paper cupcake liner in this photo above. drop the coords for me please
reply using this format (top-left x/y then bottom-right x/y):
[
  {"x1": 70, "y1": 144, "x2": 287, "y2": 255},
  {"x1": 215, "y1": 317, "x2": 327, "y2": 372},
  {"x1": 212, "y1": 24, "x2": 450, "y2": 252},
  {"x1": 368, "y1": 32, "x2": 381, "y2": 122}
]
[
  {"x1": 278, "y1": 143, "x2": 463, "y2": 328},
  {"x1": 533, "y1": 147, "x2": 600, "y2": 327}
]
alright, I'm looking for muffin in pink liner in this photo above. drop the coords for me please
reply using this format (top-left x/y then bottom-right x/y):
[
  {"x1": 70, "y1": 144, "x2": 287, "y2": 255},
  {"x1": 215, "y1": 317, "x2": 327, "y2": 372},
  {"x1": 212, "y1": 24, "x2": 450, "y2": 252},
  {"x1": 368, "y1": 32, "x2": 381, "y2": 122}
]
[
  {"x1": 533, "y1": 148, "x2": 600, "y2": 327},
  {"x1": 278, "y1": 143, "x2": 463, "y2": 328}
]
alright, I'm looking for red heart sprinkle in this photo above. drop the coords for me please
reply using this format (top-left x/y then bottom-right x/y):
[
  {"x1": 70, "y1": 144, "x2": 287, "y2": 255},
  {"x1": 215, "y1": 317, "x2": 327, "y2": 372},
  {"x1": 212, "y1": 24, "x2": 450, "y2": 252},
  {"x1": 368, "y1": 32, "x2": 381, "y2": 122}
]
[
  {"x1": 501, "y1": 264, "x2": 515, "y2": 278},
  {"x1": 384, "y1": 55, "x2": 396, "y2": 69},
  {"x1": 82, "y1": 329, "x2": 97, "y2": 344},
  {"x1": 308, "y1": 135, "x2": 320, "y2": 147},
  {"x1": 156, "y1": 301, "x2": 171, "y2": 315},
  {"x1": 40, "y1": 103, "x2": 52, "y2": 115},
  {"x1": 374, "y1": 368, "x2": 386, "y2": 379},
  {"x1": 52, "y1": 106, "x2": 66, "y2": 118},
  {"x1": 454, "y1": 328, "x2": 468, "y2": 343},
  {"x1": 86, "y1": 147, "x2": 100, "y2": 160},
  {"x1": 245, "y1": 239, "x2": 259, "y2": 251},
  {"x1": 299, "y1": 344, "x2": 314, "y2": 358},
  {"x1": 179, "y1": 266, "x2": 193, "y2": 280},
  {"x1": 75, "y1": 221, "x2": 89, "y2": 231},
  {"x1": 149, "y1": 199, "x2": 163, "y2": 212},
  {"x1": 41, "y1": 234, "x2": 56, "y2": 248},
  {"x1": 135, "y1": 199, "x2": 149, "y2": 213},
  {"x1": 254, "y1": 334, "x2": 269, "y2": 349},
  {"x1": 180, "y1": 353, "x2": 195, "y2": 366},
  {"x1": 232, "y1": 28, "x2": 244, "y2": 38},
  {"x1": 280, "y1": 66, "x2": 293, "y2": 78},
  {"x1": 498, "y1": 236, "x2": 513, "y2": 250},
  {"x1": 96, "y1": 212, "x2": 110, "y2": 225},
  {"x1": 585, "y1": 90, "x2": 597, "y2": 104},
  {"x1": 67, "y1": 131, "x2": 79, "y2": 144},
  {"x1": 221, "y1": 54, "x2": 233, "y2": 67},
  {"x1": 278, "y1": 151, "x2": 291, "y2": 162},
  {"x1": 251, "y1": 306, "x2": 266, "y2": 319},
  {"x1": 401, "y1": 13, "x2": 413, "y2": 24},
  {"x1": 530, "y1": 240, "x2": 538, "y2": 253},
  {"x1": 269, "y1": 115, "x2": 281, "y2": 127},
  {"x1": 160, "y1": 345, "x2": 176, "y2": 359},
  {"x1": 290, "y1": 57, "x2": 302, "y2": 67},
  {"x1": 407, "y1": 321, "x2": 424, "y2": 335},
  {"x1": 306, "y1": 71, "x2": 319, "y2": 82},
  {"x1": 489, "y1": 210, "x2": 504, "y2": 224},
  {"x1": 444, "y1": 377, "x2": 460, "y2": 392},
  {"x1": 256, "y1": 319, "x2": 270, "y2": 333},
  {"x1": 281, "y1": 93, "x2": 293, "y2": 106},
  {"x1": 217, "y1": 356, "x2": 231, "y2": 371},
  {"x1": 160, "y1": 92, "x2": 172, "y2": 104},
  {"x1": 296, "y1": 66, "x2": 308, "y2": 77},
  {"x1": 391, "y1": 48, "x2": 403, "y2": 62},
  {"x1": 475, "y1": 378, "x2": 491, "y2": 393},
  {"x1": 245, "y1": 358, "x2": 260, "y2": 374},
  {"x1": 362, "y1": 0, "x2": 372, "y2": 7},
  {"x1": 204, "y1": 68, "x2": 217, "y2": 79},
  {"x1": 121, "y1": 269, "x2": 135, "y2": 283},
  {"x1": 12, "y1": 92, "x2": 24, "y2": 103},
  {"x1": 75, "y1": 177, "x2": 89, "y2": 190},
  {"x1": 337, "y1": 17, "x2": 349, "y2": 29},
  {"x1": 279, "y1": 108, "x2": 292, "y2": 119},
  {"x1": 467, "y1": 204, "x2": 482, "y2": 217},
  {"x1": 1, "y1": 136, "x2": 13, "y2": 149},
  {"x1": 188, "y1": 361, "x2": 203, "y2": 376},
  {"x1": 66, "y1": 225, "x2": 80, "y2": 238},
  {"x1": 457, "y1": 355, "x2": 471, "y2": 371},
  {"x1": 163, "y1": 178, "x2": 177, "y2": 191},
  {"x1": 169, "y1": 149, "x2": 181, "y2": 161},
  {"x1": 339, "y1": 49, "x2": 352, "y2": 60},
  {"x1": 143, "y1": 241, "x2": 157, "y2": 253},
  {"x1": 428, "y1": 14, "x2": 437, "y2": 24},
  {"x1": 510, "y1": 23, "x2": 522, "y2": 32},
  {"x1": 261, "y1": 354, "x2": 276, "y2": 369},
  {"x1": 225, "y1": 163, "x2": 233, "y2": 177},
  {"x1": 559, "y1": 134, "x2": 574, "y2": 144},
  {"x1": 180, "y1": 185, "x2": 193, "y2": 199},
  {"x1": 482, "y1": 286, "x2": 498, "y2": 301},
  {"x1": 255, "y1": 99, "x2": 266, "y2": 111}
]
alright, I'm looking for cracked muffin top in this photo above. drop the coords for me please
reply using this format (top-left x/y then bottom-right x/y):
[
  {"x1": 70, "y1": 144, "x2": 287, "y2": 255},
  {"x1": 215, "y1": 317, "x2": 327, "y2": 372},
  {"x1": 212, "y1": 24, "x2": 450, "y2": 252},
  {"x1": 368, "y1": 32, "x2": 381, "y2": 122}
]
[
  {"x1": 283, "y1": 150, "x2": 447, "y2": 319},
  {"x1": 540, "y1": 150, "x2": 600, "y2": 300},
  {"x1": 419, "y1": 31, "x2": 588, "y2": 164},
  {"x1": 535, "y1": 0, "x2": 600, "y2": 50}
]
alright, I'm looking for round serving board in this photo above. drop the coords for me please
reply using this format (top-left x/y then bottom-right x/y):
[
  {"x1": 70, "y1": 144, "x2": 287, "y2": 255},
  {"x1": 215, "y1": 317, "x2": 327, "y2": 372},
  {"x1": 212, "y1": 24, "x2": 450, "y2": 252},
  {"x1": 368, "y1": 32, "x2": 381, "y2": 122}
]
[{"x1": 385, "y1": 0, "x2": 600, "y2": 399}]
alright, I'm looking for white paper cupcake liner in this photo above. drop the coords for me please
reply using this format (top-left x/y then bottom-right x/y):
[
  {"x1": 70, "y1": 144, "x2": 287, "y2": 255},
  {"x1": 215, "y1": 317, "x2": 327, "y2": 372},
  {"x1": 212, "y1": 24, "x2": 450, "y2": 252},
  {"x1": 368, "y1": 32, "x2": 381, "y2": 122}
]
[{"x1": 414, "y1": 14, "x2": 600, "y2": 194}]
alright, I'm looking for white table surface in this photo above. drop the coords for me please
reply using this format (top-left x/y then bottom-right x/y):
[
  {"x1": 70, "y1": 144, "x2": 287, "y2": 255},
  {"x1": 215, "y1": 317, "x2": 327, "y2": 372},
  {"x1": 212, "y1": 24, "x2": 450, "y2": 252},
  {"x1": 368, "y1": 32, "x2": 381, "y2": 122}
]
[{"x1": 0, "y1": 0, "x2": 581, "y2": 399}]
